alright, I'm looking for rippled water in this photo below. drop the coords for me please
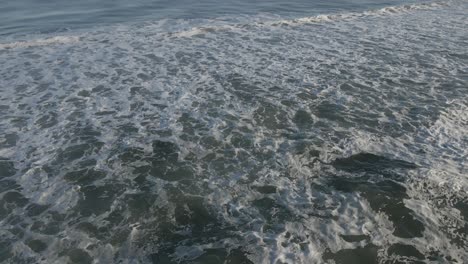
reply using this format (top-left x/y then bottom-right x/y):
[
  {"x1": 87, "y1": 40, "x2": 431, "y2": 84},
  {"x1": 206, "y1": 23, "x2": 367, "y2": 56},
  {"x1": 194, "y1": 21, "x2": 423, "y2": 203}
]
[
  {"x1": 0, "y1": 0, "x2": 467, "y2": 263},
  {"x1": 0, "y1": 0, "x2": 423, "y2": 36}
]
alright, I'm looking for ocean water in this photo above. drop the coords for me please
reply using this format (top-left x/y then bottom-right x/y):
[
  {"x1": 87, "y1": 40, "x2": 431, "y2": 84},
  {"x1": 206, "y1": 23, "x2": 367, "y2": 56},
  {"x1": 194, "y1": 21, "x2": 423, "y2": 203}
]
[
  {"x1": 0, "y1": 0, "x2": 429, "y2": 36},
  {"x1": 0, "y1": 0, "x2": 467, "y2": 263}
]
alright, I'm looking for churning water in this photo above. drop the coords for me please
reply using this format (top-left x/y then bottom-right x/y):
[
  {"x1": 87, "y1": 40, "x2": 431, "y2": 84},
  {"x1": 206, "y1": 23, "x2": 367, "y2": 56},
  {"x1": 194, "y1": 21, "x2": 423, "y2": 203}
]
[{"x1": 0, "y1": 0, "x2": 467, "y2": 263}]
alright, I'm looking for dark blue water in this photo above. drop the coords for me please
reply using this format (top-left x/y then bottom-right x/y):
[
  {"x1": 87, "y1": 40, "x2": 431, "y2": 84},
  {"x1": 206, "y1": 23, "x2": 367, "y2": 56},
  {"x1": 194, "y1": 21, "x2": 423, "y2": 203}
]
[{"x1": 1, "y1": 0, "x2": 424, "y2": 35}]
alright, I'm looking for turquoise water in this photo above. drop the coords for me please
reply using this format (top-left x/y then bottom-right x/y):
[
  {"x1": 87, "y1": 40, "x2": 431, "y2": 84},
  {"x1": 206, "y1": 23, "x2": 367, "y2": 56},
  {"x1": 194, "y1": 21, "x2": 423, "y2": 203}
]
[{"x1": 0, "y1": 0, "x2": 467, "y2": 263}]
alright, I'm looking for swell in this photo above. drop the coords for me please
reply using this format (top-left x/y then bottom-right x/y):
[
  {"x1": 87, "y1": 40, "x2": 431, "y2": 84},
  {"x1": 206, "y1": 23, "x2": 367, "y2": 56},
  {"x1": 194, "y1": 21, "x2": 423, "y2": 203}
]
[
  {"x1": 0, "y1": 1, "x2": 452, "y2": 48},
  {"x1": 171, "y1": 1, "x2": 450, "y2": 37}
]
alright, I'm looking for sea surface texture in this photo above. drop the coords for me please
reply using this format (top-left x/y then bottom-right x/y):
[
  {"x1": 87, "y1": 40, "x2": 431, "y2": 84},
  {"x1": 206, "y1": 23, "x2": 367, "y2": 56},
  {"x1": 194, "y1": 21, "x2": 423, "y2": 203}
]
[{"x1": 0, "y1": 0, "x2": 467, "y2": 263}]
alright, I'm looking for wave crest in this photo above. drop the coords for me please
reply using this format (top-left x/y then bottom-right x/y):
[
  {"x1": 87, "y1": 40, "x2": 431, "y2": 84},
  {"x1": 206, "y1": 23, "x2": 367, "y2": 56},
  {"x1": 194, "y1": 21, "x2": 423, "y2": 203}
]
[{"x1": 0, "y1": 36, "x2": 79, "y2": 50}]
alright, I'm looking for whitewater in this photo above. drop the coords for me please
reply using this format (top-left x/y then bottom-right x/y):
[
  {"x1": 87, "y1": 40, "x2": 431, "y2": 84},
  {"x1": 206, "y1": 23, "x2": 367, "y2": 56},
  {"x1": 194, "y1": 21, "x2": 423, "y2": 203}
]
[{"x1": 0, "y1": 0, "x2": 467, "y2": 263}]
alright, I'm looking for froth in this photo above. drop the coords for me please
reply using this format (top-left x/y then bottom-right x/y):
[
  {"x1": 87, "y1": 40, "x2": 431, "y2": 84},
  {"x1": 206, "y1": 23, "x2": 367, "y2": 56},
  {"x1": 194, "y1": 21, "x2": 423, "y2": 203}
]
[
  {"x1": 0, "y1": 36, "x2": 79, "y2": 50},
  {"x1": 0, "y1": 0, "x2": 467, "y2": 263}
]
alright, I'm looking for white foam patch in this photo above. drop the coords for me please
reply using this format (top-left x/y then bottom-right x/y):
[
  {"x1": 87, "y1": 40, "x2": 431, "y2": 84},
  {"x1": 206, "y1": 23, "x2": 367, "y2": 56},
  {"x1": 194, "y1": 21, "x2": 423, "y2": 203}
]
[{"x1": 0, "y1": 36, "x2": 80, "y2": 49}]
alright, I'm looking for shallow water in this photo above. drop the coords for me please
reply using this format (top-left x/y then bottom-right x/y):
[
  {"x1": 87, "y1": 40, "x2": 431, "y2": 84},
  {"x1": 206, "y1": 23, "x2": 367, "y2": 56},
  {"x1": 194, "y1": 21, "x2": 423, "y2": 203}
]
[{"x1": 0, "y1": 0, "x2": 467, "y2": 263}]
